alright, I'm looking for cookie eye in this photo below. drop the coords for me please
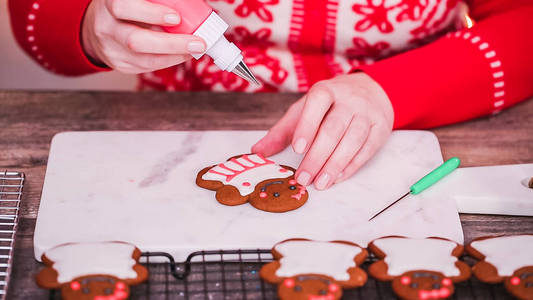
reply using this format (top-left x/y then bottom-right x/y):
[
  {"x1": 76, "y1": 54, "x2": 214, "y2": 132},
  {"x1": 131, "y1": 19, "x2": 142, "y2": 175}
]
[
  {"x1": 400, "y1": 276, "x2": 411, "y2": 285},
  {"x1": 318, "y1": 289, "x2": 327, "y2": 295},
  {"x1": 511, "y1": 276, "x2": 521, "y2": 285},
  {"x1": 289, "y1": 186, "x2": 296, "y2": 190},
  {"x1": 82, "y1": 287, "x2": 90, "y2": 294},
  {"x1": 410, "y1": 283, "x2": 418, "y2": 289},
  {"x1": 70, "y1": 282, "x2": 80, "y2": 291},
  {"x1": 432, "y1": 283, "x2": 441, "y2": 289},
  {"x1": 273, "y1": 192, "x2": 280, "y2": 197},
  {"x1": 294, "y1": 285, "x2": 302, "y2": 292},
  {"x1": 104, "y1": 288, "x2": 112, "y2": 295},
  {"x1": 526, "y1": 282, "x2": 533, "y2": 288}
]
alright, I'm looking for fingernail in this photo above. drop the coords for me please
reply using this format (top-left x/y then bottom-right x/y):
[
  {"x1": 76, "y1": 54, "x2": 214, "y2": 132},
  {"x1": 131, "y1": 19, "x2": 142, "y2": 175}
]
[
  {"x1": 163, "y1": 14, "x2": 180, "y2": 25},
  {"x1": 293, "y1": 138, "x2": 307, "y2": 154},
  {"x1": 297, "y1": 171, "x2": 311, "y2": 186},
  {"x1": 187, "y1": 41, "x2": 205, "y2": 53},
  {"x1": 315, "y1": 173, "x2": 330, "y2": 190}
]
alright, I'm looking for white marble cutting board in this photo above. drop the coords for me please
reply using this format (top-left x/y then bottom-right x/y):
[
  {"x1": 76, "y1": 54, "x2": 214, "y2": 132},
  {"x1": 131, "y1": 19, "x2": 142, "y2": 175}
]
[
  {"x1": 34, "y1": 131, "x2": 463, "y2": 261},
  {"x1": 435, "y1": 164, "x2": 533, "y2": 216}
]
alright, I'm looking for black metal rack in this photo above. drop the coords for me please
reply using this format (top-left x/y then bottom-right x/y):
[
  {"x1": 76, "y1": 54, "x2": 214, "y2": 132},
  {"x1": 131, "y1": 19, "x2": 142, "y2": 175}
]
[
  {"x1": 0, "y1": 171, "x2": 24, "y2": 300},
  {"x1": 47, "y1": 249, "x2": 514, "y2": 299}
]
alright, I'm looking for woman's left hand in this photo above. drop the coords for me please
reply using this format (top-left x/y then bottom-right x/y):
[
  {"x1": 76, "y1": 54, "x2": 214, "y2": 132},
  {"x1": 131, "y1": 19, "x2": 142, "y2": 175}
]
[{"x1": 252, "y1": 72, "x2": 394, "y2": 190}]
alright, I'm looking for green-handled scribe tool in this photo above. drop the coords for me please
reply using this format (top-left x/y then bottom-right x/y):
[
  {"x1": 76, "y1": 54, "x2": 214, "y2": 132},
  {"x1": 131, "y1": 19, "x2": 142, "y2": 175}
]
[{"x1": 368, "y1": 157, "x2": 461, "y2": 221}]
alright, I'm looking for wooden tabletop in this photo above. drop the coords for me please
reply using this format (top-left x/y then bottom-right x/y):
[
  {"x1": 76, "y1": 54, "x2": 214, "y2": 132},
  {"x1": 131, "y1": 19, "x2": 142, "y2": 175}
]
[{"x1": 1, "y1": 90, "x2": 532, "y2": 299}]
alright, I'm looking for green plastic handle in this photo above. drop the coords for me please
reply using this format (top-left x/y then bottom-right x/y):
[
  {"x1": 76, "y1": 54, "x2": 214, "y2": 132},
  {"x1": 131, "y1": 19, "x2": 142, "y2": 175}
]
[{"x1": 410, "y1": 157, "x2": 461, "y2": 195}]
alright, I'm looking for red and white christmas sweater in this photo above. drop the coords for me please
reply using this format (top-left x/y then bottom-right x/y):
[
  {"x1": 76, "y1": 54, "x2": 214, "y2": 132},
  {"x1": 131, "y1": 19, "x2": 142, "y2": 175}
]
[{"x1": 8, "y1": 0, "x2": 533, "y2": 128}]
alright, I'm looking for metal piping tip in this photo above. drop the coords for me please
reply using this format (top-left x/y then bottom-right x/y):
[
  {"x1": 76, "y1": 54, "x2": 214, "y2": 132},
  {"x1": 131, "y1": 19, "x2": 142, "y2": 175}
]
[{"x1": 232, "y1": 61, "x2": 261, "y2": 85}]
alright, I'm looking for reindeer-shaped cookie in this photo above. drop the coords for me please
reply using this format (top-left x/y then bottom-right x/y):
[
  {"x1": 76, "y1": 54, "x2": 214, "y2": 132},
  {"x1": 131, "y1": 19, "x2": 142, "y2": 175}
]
[
  {"x1": 368, "y1": 236, "x2": 471, "y2": 300},
  {"x1": 35, "y1": 241, "x2": 148, "y2": 300},
  {"x1": 196, "y1": 153, "x2": 308, "y2": 213},
  {"x1": 467, "y1": 235, "x2": 533, "y2": 300},
  {"x1": 260, "y1": 238, "x2": 368, "y2": 300}
]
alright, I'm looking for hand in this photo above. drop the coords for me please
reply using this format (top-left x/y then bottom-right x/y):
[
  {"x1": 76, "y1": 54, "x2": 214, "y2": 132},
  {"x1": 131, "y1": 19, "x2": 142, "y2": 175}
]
[
  {"x1": 252, "y1": 73, "x2": 394, "y2": 190},
  {"x1": 81, "y1": 0, "x2": 206, "y2": 73}
]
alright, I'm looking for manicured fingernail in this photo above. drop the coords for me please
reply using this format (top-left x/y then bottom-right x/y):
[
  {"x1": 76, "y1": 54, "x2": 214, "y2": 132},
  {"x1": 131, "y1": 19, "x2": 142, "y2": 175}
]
[
  {"x1": 293, "y1": 138, "x2": 307, "y2": 154},
  {"x1": 297, "y1": 171, "x2": 311, "y2": 186},
  {"x1": 187, "y1": 41, "x2": 205, "y2": 53},
  {"x1": 315, "y1": 173, "x2": 330, "y2": 190},
  {"x1": 163, "y1": 14, "x2": 180, "y2": 25}
]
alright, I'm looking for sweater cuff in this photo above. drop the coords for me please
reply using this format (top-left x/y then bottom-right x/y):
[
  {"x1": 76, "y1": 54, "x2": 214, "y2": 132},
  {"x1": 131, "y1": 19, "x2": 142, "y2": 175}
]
[
  {"x1": 354, "y1": 33, "x2": 495, "y2": 129},
  {"x1": 11, "y1": 0, "x2": 109, "y2": 75}
]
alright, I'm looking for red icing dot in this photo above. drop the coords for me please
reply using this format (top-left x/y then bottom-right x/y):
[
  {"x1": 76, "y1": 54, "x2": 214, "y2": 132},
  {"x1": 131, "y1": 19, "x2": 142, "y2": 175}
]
[
  {"x1": 260, "y1": 192, "x2": 267, "y2": 198},
  {"x1": 419, "y1": 291, "x2": 429, "y2": 300},
  {"x1": 115, "y1": 290, "x2": 128, "y2": 299},
  {"x1": 284, "y1": 278, "x2": 295, "y2": 288},
  {"x1": 440, "y1": 288, "x2": 451, "y2": 297},
  {"x1": 279, "y1": 168, "x2": 288, "y2": 173},
  {"x1": 511, "y1": 276, "x2": 520, "y2": 285},
  {"x1": 289, "y1": 179, "x2": 297, "y2": 185},
  {"x1": 116, "y1": 282, "x2": 126, "y2": 290},
  {"x1": 400, "y1": 276, "x2": 411, "y2": 285},
  {"x1": 242, "y1": 182, "x2": 251, "y2": 186},
  {"x1": 328, "y1": 283, "x2": 339, "y2": 292},
  {"x1": 441, "y1": 278, "x2": 452, "y2": 286},
  {"x1": 70, "y1": 281, "x2": 80, "y2": 291}
]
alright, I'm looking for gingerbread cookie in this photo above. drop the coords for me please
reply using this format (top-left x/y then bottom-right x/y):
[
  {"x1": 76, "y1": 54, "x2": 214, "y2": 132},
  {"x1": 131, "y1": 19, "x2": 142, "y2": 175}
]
[
  {"x1": 368, "y1": 236, "x2": 471, "y2": 300},
  {"x1": 196, "y1": 153, "x2": 308, "y2": 213},
  {"x1": 36, "y1": 241, "x2": 148, "y2": 300},
  {"x1": 529, "y1": 177, "x2": 533, "y2": 189},
  {"x1": 260, "y1": 239, "x2": 368, "y2": 300},
  {"x1": 467, "y1": 235, "x2": 533, "y2": 300}
]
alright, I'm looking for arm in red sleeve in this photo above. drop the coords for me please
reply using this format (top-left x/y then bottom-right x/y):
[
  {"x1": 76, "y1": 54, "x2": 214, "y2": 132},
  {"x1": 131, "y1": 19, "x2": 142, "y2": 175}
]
[
  {"x1": 358, "y1": 1, "x2": 533, "y2": 129},
  {"x1": 8, "y1": 0, "x2": 108, "y2": 76}
]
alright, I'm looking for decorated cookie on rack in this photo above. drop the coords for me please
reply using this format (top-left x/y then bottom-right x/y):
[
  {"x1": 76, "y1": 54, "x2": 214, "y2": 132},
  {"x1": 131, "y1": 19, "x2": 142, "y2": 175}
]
[
  {"x1": 466, "y1": 235, "x2": 533, "y2": 300},
  {"x1": 196, "y1": 153, "x2": 308, "y2": 213},
  {"x1": 368, "y1": 236, "x2": 471, "y2": 300},
  {"x1": 260, "y1": 238, "x2": 368, "y2": 300},
  {"x1": 36, "y1": 241, "x2": 148, "y2": 300}
]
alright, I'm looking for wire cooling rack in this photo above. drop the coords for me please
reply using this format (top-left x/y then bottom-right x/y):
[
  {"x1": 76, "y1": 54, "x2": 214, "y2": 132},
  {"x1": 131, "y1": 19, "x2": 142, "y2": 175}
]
[
  {"x1": 0, "y1": 171, "x2": 24, "y2": 300},
  {"x1": 47, "y1": 250, "x2": 514, "y2": 300}
]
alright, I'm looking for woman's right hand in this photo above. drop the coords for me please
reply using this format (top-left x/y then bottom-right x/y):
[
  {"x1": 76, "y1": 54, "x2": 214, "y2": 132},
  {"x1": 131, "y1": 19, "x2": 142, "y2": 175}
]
[{"x1": 81, "y1": 0, "x2": 206, "y2": 73}]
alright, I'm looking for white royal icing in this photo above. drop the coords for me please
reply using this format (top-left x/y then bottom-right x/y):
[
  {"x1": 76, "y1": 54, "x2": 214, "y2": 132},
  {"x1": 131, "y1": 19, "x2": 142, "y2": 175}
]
[
  {"x1": 45, "y1": 242, "x2": 138, "y2": 283},
  {"x1": 202, "y1": 154, "x2": 293, "y2": 196},
  {"x1": 373, "y1": 237, "x2": 460, "y2": 277},
  {"x1": 471, "y1": 235, "x2": 533, "y2": 276},
  {"x1": 274, "y1": 240, "x2": 362, "y2": 281}
]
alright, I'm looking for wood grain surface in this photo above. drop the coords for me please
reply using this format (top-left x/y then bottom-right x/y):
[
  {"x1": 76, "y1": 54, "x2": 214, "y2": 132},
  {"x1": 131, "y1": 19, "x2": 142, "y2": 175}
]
[{"x1": 1, "y1": 91, "x2": 532, "y2": 299}]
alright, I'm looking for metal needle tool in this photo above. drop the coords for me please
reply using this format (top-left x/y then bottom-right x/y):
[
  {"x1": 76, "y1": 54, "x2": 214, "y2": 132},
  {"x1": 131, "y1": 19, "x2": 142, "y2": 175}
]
[{"x1": 368, "y1": 157, "x2": 461, "y2": 221}]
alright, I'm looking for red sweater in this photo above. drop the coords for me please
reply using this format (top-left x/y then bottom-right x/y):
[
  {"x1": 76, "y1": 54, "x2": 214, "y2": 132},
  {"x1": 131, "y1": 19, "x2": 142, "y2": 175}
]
[{"x1": 8, "y1": 0, "x2": 533, "y2": 128}]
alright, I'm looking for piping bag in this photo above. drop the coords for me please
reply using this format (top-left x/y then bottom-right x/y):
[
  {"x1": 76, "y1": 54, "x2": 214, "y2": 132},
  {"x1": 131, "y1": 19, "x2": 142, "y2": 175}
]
[{"x1": 148, "y1": 0, "x2": 260, "y2": 85}]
